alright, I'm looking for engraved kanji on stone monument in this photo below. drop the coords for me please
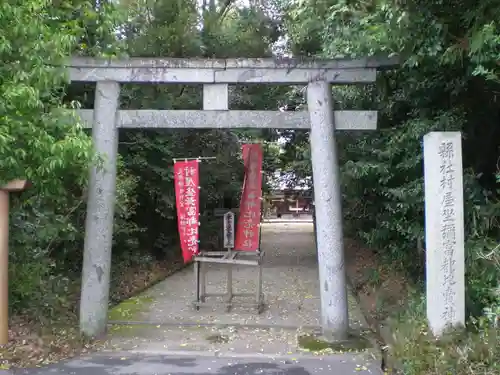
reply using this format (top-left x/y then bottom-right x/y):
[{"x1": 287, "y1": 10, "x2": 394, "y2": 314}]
[{"x1": 424, "y1": 131, "x2": 465, "y2": 336}]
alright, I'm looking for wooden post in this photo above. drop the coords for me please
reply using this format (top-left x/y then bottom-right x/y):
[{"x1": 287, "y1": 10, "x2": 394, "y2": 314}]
[
  {"x1": 223, "y1": 211, "x2": 235, "y2": 307},
  {"x1": 0, "y1": 190, "x2": 8, "y2": 346},
  {"x1": 0, "y1": 179, "x2": 30, "y2": 345}
]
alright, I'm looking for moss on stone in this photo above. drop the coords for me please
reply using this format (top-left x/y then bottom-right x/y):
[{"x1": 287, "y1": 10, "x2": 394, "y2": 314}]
[
  {"x1": 106, "y1": 294, "x2": 153, "y2": 338},
  {"x1": 107, "y1": 295, "x2": 154, "y2": 321},
  {"x1": 298, "y1": 332, "x2": 372, "y2": 353}
]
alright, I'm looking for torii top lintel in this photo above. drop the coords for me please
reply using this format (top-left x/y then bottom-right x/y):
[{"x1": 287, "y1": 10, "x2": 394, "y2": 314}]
[{"x1": 68, "y1": 56, "x2": 399, "y2": 84}]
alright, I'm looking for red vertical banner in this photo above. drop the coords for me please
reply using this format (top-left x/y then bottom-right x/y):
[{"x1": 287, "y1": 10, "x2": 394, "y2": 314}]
[
  {"x1": 235, "y1": 144, "x2": 263, "y2": 251},
  {"x1": 241, "y1": 144, "x2": 251, "y2": 166},
  {"x1": 174, "y1": 160, "x2": 200, "y2": 263}
]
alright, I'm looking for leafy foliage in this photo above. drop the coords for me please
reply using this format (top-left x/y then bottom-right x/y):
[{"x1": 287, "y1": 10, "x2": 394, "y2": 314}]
[
  {"x1": 2, "y1": 0, "x2": 285, "y2": 323},
  {"x1": 4, "y1": 0, "x2": 500, "y2": 370},
  {"x1": 281, "y1": 0, "x2": 500, "y2": 370},
  {"x1": 390, "y1": 294, "x2": 500, "y2": 375},
  {"x1": 1, "y1": 0, "x2": 90, "y2": 314},
  {"x1": 282, "y1": 0, "x2": 500, "y2": 311},
  {"x1": 0, "y1": 1, "x2": 92, "y2": 190},
  {"x1": 112, "y1": 0, "x2": 283, "y2": 256}
]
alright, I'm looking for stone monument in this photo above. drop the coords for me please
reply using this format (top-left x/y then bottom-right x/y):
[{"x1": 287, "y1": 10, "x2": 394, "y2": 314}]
[{"x1": 423, "y1": 131, "x2": 465, "y2": 336}]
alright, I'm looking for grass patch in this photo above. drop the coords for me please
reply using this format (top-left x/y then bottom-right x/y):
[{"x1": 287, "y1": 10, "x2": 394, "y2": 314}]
[
  {"x1": 107, "y1": 295, "x2": 154, "y2": 321},
  {"x1": 389, "y1": 294, "x2": 500, "y2": 375}
]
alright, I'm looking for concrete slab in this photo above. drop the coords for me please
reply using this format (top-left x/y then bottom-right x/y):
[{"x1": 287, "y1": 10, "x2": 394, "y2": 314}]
[{"x1": 13, "y1": 352, "x2": 383, "y2": 375}]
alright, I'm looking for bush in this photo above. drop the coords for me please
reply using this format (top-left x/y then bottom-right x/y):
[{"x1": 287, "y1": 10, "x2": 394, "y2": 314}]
[
  {"x1": 8, "y1": 157, "x2": 141, "y2": 318},
  {"x1": 390, "y1": 294, "x2": 500, "y2": 375}
]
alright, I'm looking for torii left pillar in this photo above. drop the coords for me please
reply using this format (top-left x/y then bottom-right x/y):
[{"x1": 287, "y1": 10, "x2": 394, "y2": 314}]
[{"x1": 79, "y1": 81, "x2": 120, "y2": 337}]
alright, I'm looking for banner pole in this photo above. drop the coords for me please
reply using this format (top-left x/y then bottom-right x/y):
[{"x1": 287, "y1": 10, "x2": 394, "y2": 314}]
[{"x1": 173, "y1": 157, "x2": 217, "y2": 162}]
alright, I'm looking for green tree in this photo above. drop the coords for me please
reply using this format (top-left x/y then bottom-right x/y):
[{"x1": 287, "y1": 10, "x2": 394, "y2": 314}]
[
  {"x1": 281, "y1": 0, "x2": 500, "y2": 371},
  {"x1": 1, "y1": 0, "x2": 92, "y2": 312},
  {"x1": 1, "y1": 0, "x2": 137, "y2": 316},
  {"x1": 102, "y1": 0, "x2": 289, "y2": 256},
  {"x1": 282, "y1": 0, "x2": 500, "y2": 314}
]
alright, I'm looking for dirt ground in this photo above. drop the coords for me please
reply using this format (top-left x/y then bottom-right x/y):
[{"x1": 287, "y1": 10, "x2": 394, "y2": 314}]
[{"x1": 344, "y1": 238, "x2": 409, "y2": 339}]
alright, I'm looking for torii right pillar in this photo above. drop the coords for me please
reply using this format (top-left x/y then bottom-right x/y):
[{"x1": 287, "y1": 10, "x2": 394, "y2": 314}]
[{"x1": 308, "y1": 80, "x2": 349, "y2": 341}]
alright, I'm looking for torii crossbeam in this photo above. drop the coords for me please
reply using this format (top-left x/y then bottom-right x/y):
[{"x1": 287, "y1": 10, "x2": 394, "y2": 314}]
[{"x1": 70, "y1": 56, "x2": 397, "y2": 341}]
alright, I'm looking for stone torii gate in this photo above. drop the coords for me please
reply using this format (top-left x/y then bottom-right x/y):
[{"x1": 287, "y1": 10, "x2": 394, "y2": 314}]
[{"x1": 69, "y1": 56, "x2": 396, "y2": 341}]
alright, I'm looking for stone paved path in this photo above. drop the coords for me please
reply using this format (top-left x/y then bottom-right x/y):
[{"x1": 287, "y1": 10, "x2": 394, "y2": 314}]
[
  {"x1": 11, "y1": 222, "x2": 383, "y2": 375},
  {"x1": 104, "y1": 223, "x2": 378, "y2": 359},
  {"x1": 110, "y1": 221, "x2": 365, "y2": 328}
]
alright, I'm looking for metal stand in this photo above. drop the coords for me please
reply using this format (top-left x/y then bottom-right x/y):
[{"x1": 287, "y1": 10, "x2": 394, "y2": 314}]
[{"x1": 192, "y1": 250, "x2": 265, "y2": 314}]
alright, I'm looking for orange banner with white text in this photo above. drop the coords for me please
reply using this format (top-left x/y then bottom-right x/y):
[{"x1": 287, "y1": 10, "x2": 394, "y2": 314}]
[{"x1": 234, "y1": 144, "x2": 263, "y2": 251}]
